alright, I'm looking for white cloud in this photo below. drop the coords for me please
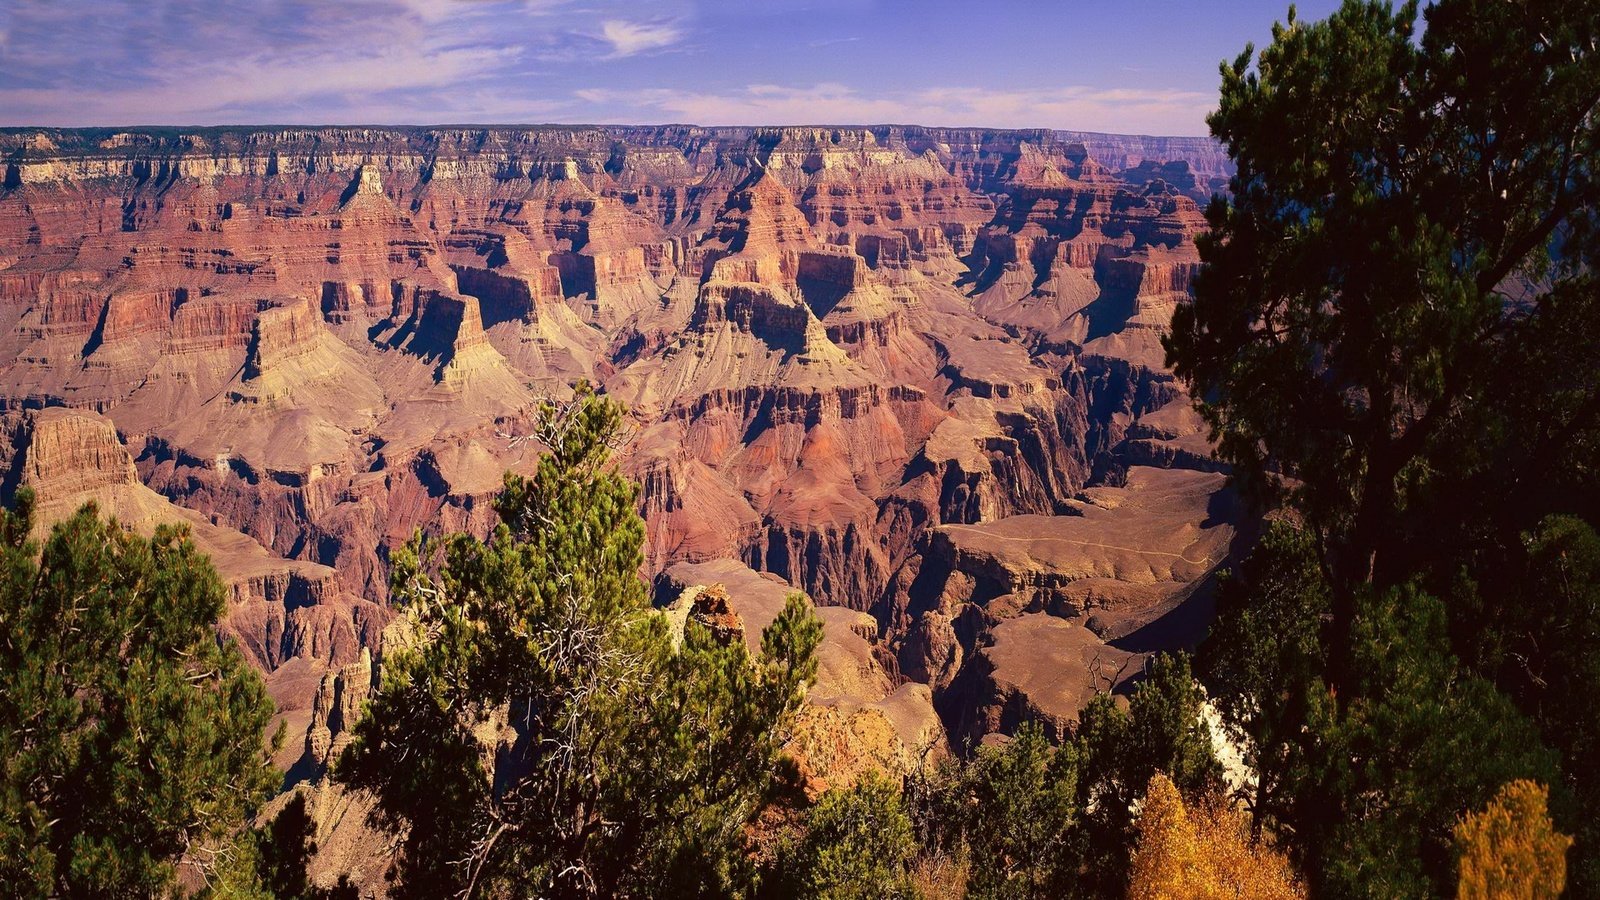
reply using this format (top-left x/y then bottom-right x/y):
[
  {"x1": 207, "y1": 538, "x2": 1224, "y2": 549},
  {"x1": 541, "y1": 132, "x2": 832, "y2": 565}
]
[
  {"x1": 2, "y1": 39, "x2": 520, "y2": 125},
  {"x1": 393, "y1": 0, "x2": 475, "y2": 22},
  {"x1": 0, "y1": 0, "x2": 1209, "y2": 134},
  {"x1": 393, "y1": 0, "x2": 567, "y2": 23},
  {"x1": 579, "y1": 83, "x2": 902, "y2": 125},
  {"x1": 597, "y1": 19, "x2": 682, "y2": 58},
  {"x1": 0, "y1": 0, "x2": 558, "y2": 125},
  {"x1": 574, "y1": 83, "x2": 1214, "y2": 134}
]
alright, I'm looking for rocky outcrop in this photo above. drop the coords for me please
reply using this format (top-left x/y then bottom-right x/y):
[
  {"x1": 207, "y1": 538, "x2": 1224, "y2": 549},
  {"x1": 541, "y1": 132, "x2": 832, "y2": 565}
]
[
  {"x1": 893, "y1": 467, "x2": 1244, "y2": 746},
  {"x1": 688, "y1": 582, "x2": 747, "y2": 646},
  {"x1": 657, "y1": 559, "x2": 945, "y2": 794},
  {"x1": 5, "y1": 408, "x2": 385, "y2": 674},
  {"x1": 301, "y1": 648, "x2": 373, "y2": 771},
  {"x1": 0, "y1": 126, "x2": 1276, "y2": 900},
  {"x1": 1053, "y1": 131, "x2": 1234, "y2": 190},
  {"x1": 0, "y1": 124, "x2": 1245, "y2": 756}
]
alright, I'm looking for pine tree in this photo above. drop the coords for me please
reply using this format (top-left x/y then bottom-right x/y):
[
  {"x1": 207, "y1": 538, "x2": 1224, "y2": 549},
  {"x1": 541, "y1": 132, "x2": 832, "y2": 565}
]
[
  {"x1": 337, "y1": 384, "x2": 822, "y2": 898},
  {"x1": 1165, "y1": 0, "x2": 1600, "y2": 689},
  {"x1": 1278, "y1": 582, "x2": 1560, "y2": 894},
  {"x1": 1168, "y1": 1, "x2": 1599, "y2": 892},
  {"x1": 1075, "y1": 653, "x2": 1224, "y2": 895},
  {"x1": 923, "y1": 723, "x2": 1081, "y2": 900},
  {"x1": 1479, "y1": 516, "x2": 1600, "y2": 890},
  {"x1": 624, "y1": 591, "x2": 822, "y2": 897},
  {"x1": 1201, "y1": 521, "x2": 1328, "y2": 835},
  {"x1": 780, "y1": 771, "x2": 918, "y2": 900},
  {"x1": 0, "y1": 490, "x2": 280, "y2": 897},
  {"x1": 901, "y1": 656, "x2": 1222, "y2": 897}
]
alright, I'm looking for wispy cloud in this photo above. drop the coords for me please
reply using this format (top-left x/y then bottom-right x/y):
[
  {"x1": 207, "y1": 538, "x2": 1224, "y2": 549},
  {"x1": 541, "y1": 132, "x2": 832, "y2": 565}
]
[
  {"x1": 576, "y1": 83, "x2": 903, "y2": 126},
  {"x1": 575, "y1": 83, "x2": 1213, "y2": 134},
  {"x1": 392, "y1": 0, "x2": 567, "y2": 23},
  {"x1": 0, "y1": 0, "x2": 589, "y2": 125},
  {"x1": 597, "y1": 19, "x2": 682, "y2": 58},
  {"x1": 0, "y1": 1, "x2": 1215, "y2": 133}
]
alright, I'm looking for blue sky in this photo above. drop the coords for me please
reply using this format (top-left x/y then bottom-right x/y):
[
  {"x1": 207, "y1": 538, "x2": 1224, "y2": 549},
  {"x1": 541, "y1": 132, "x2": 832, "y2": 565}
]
[{"x1": 0, "y1": 0, "x2": 1343, "y2": 135}]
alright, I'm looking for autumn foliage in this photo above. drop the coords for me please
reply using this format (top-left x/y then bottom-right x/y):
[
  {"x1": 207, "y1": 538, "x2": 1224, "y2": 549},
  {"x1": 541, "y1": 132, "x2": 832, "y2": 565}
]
[
  {"x1": 1128, "y1": 774, "x2": 1303, "y2": 900},
  {"x1": 1454, "y1": 780, "x2": 1572, "y2": 900}
]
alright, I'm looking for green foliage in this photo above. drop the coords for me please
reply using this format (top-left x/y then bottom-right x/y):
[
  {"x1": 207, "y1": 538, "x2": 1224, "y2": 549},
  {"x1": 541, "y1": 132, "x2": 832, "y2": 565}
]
[
  {"x1": 904, "y1": 658, "x2": 1221, "y2": 900},
  {"x1": 1203, "y1": 521, "x2": 1329, "y2": 831},
  {"x1": 1122, "y1": 654, "x2": 1225, "y2": 799},
  {"x1": 1075, "y1": 653, "x2": 1224, "y2": 895},
  {"x1": 780, "y1": 771, "x2": 918, "y2": 900},
  {"x1": 1205, "y1": 531, "x2": 1563, "y2": 897},
  {"x1": 624, "y1": 592, "x2": 822, "y2": 897},
  {"x1": 1316, "y1": 584, "x2": 1560, "y2": 897},
  {"x1": 1465, "y1": 515, "x2": 1600, "y2": 892},
  {"x1": 1167, "y1": 0, "x2": 1600, "y2": 681},
  {"x1": 337, "y1": 384, "x2": 822, "y2": 898},
  {"x1": 0, "y1": 490, "x2": 280, "y2": 897},
  {"x1": 913, "y1": 723, "x2": 1079, "y2": 900},
  {"x1": 1170, "y1": 0, "x2": 1599, "y2": 894}
]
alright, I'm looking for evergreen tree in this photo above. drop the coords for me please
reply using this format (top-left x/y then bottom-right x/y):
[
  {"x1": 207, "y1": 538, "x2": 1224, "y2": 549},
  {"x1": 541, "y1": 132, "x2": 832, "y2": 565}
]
[
  {"x1": 0, "y1": 491, "x2": 280, "y2": 897},
  {"x1": 1207, "y1": 540, "x2": 1563, "y2": 896},
  {"x1": 624, "y1": 592, "x2": 821, "y2": 897},
  {"x1": 1074, "y1": 653, "x2": 1223, "y2": 895},
  {"x1": 913, "y1": 723, "x2": 1080, "y2": 900},
  {"x1": 337, "y1": 384, "x2": 822, "y2": 898},
  {"x1": 1165, "y1": 0, "x2": 1600, "y2": 687},
  {"x1": 779, "y1": 771, "x2": 918, "y2": 900},
  {"x1": 1314, "y1": 584, "x2": 1559, "y2": 896},
  {"x1": 1202, "y1": 521, "x2": 1328, "y2": 835},
  {"x1": 904, "y1": 657, "x2": 1221, "y2": 899},
  {"x1": 1469, "y1": 515, "x2": 1600, "y2": 890},
  {"x1": 1169, "y1": 0, "x2": 1599, "y2": 893}
]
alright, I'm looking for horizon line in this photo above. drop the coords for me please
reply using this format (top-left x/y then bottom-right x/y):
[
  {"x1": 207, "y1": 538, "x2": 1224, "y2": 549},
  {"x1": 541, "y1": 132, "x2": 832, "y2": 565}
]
[{"x1": 0, "y1": 122, "x2": 1220, "y2": 142}]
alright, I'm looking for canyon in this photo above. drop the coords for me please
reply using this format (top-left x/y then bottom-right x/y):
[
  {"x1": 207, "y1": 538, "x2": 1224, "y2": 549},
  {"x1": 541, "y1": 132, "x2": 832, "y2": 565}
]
[{"x1": 0, "y1": 124, "x2": 1243, "y2": 782}]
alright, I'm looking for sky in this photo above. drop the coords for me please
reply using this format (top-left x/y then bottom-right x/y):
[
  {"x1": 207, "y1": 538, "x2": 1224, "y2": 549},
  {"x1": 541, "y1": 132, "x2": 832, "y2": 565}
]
[{"x1": 0, "y1": 0, "x2": 1344, "y2": 136}]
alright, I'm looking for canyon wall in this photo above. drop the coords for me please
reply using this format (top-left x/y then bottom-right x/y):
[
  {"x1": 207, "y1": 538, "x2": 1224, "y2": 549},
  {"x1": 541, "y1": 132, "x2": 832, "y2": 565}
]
[{"x1": 0, "y1": 124, "x2": 1240, "y2": 746}]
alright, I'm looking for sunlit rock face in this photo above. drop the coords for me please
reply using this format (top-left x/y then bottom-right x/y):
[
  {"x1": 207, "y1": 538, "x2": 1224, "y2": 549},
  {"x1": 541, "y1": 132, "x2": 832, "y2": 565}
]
[{"x1": 0, "y1": 124, "x2": 1241, "y2": 745}]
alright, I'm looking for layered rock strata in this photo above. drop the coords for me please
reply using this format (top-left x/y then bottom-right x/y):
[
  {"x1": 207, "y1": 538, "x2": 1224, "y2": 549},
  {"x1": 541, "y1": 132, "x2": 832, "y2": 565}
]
[
  {"x1": 4, "y1": 407, "x2": 383, "y2": 673},
  {"x1": 0, "y1": 125, "x2": 1240, "y2": 757}
]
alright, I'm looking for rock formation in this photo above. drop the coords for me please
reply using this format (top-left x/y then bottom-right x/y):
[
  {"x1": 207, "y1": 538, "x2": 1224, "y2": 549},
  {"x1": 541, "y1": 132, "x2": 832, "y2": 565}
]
[
  {"x1": 0, "y1": 124, "x2": 1241, "y2": 762},
  {"x1": 658, "y1": 559, "x2": 946, "y2": 795}
]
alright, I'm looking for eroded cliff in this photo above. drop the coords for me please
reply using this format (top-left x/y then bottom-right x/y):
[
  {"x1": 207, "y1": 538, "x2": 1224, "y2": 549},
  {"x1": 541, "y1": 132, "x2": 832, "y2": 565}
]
[{"x1": 0, "y1": 124, "x2": 1238, "y2": 758}]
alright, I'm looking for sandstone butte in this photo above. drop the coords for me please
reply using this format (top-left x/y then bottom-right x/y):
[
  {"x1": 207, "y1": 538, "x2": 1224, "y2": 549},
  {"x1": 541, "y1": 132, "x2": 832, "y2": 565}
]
[{"x1": 0, "y1": 125, "x2": 1248, "y2": 882}]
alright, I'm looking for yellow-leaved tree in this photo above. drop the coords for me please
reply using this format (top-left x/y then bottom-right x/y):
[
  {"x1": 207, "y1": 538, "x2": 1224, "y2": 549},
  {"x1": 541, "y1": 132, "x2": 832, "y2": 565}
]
[
  {"x1": 1128, "y1": 773, "x2": 1304, "y2": 900},
  {"x1": 1455, "y1": 780, "x2": 1572, "y2": 900}
]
